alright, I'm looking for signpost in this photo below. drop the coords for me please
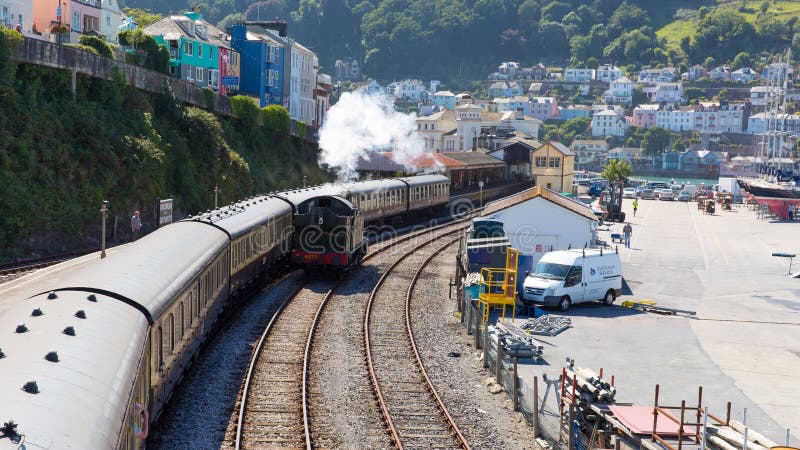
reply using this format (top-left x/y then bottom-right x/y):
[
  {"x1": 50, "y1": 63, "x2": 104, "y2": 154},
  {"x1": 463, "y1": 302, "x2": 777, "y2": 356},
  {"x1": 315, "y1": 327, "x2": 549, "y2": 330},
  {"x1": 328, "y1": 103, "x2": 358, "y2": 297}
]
[
  {"x1": 221, "y1": 76, "x2": 239, "y2": 86},
  {"x1": 158, "y1": 198, "x2": 174, "y2": 228}
]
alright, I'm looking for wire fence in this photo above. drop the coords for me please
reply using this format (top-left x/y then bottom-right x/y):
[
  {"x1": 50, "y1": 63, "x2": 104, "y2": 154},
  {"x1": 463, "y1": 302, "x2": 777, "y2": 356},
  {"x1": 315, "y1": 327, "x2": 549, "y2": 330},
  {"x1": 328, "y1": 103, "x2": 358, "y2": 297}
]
[{"x1": 459, "y1": 298, "x2": 603, "y2": 450}]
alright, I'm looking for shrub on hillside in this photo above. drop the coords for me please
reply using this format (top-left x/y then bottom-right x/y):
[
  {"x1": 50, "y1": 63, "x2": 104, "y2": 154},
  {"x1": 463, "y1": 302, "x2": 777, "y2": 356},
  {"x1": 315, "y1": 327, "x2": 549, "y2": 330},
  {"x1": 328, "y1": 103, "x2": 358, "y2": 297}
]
[
  {"x1": 261, "y1": 105, "x2": 290, "y2": 134},
  {"x1": 64, "y1": 44, "x2": 100, "y2": 55},
  {"x1": 78, "y1": 35, "x2": 114, "y2": 59},
  {"x1": 230, "y1": 95, "x2": 260, "y2": 127}
]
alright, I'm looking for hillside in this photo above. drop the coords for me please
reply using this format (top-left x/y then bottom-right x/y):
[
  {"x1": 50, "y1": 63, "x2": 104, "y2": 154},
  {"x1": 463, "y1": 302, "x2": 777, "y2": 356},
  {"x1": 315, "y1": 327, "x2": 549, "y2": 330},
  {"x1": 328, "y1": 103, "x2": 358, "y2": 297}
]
[{"x1": 0, "y1": 30, "x2": 330, "y2": 261}]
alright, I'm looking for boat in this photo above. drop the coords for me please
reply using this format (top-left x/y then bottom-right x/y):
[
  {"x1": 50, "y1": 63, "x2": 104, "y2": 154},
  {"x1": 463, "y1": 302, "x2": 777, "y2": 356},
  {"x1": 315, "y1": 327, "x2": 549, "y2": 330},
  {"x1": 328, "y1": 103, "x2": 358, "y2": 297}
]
[{"x1": 737, "y1": 49, "x2": 800, "y2": 200}]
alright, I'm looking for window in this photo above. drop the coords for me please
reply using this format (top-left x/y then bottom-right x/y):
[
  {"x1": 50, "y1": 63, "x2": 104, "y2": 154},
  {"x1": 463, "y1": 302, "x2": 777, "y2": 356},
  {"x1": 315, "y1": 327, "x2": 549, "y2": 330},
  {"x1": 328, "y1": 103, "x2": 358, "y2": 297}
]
[
  {"x1": 169, "y1": 314, "x2": 175, "y2": 353},
  {"x1": 198, "y1": 45, "x2": 203, "y2": 58},
  {"x1": 196, "y1": 67, "x2": 204, "y2": 82},
  {"x1": 156, "y1": 326, "x2": 163, "y2": 371},
  {"x1": 184, "y1": 41, "x2": 193, "y2": 56},
  {"x1": 72, "y1": 11, "x2": 80, "y2": 31},
  {"x1": 549, "y1": 157, "x2": 561, "y2": 168},
  {"x1": 535, "y1": 156, "x2": 547, "y2": 167}
]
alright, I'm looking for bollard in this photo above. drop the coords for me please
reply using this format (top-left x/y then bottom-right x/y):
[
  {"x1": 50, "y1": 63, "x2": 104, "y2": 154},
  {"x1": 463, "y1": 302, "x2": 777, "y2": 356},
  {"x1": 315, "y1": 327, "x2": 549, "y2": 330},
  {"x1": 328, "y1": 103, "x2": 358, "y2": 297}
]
[
  {"x1": 513, "y1": 357, "x2": 519, "y2": 411},
  {"x1": 533, "y1": 376, "x2": 540, "y2": 437}
]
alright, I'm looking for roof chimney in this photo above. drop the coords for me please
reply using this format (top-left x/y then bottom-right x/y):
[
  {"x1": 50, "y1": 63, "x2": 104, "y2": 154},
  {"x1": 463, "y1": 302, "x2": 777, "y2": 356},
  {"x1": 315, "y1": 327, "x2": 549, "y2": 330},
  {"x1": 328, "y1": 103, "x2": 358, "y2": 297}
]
[{"x1": 515, "y1": 107, "x2": 524, "y2": 120}]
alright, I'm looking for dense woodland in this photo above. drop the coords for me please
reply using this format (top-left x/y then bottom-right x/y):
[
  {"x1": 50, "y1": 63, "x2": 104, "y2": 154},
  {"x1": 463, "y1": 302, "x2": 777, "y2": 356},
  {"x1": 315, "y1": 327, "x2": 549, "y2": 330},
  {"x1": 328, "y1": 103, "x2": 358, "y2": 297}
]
[
  {"x1": 124, "y1": 0, "x2": 800, "y2": 82},
  {"x1": 0, "y1": 29, "x2": 329, "y2": 260}
]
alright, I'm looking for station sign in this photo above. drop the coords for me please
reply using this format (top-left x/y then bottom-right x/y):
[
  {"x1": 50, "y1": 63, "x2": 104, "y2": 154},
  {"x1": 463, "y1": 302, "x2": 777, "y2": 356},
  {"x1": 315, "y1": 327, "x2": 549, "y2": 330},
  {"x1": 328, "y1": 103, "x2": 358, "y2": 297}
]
[
  {"x1": 221, "y1": 76, "x2": 239, "y2": 86},
  {"x1": 158, "y1": 198, "x2": 174, "y2": 228}
]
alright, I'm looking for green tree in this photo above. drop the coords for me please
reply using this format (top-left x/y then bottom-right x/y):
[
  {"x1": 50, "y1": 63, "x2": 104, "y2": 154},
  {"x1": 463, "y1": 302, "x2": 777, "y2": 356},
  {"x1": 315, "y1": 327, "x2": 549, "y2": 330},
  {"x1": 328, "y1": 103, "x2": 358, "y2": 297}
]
[
  {"x1": 672, "y1": 139, "x2": 687, "y2": 152},
  {"x1": 641, "y1": 126, "x2": 671, "y2": 157},
  {"x1": 731, "y1": 51, "x2": 752, "y2": 70},
  {"x1": 601, "y1": 159, "x2": 632, "y2": 182},
  {"x1": 689, "y1": 9, "x2": 755, "y2": 64},
  {"x1": 260, "y1": 104, "x2": 291, "y2": 134},
  {"x1": 122, "y1": 8, "x2": 163, "y2": 28}
]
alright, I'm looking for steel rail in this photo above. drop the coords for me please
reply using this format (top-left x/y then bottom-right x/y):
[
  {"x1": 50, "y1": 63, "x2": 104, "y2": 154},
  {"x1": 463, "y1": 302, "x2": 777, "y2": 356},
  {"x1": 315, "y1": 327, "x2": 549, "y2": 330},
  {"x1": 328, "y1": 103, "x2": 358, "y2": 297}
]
[
  {"x1": 406, "y1": 238, "x2": 471, "y2": 449},
  {"x1": 363, "y1": 227, "x2": 469, "y2": 449},
  {"x1": 236, "y1": 216, "x2": 474, "y2": 450}
]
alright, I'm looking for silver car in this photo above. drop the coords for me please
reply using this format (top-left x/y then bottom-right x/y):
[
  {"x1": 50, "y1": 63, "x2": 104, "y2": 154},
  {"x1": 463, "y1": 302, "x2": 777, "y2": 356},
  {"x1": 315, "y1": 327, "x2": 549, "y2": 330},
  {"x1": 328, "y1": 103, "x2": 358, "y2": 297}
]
[{"x1": 658, "y1": 188, "x2": 675, "y2": 200}]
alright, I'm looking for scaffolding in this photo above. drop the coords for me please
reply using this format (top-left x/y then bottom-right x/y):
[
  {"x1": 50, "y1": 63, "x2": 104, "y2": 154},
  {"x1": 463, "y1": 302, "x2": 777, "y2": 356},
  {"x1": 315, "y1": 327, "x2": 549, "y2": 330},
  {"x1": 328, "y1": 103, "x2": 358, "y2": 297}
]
[{"x1": 478, "y1": 247, "x2": 519, "y2": 323}]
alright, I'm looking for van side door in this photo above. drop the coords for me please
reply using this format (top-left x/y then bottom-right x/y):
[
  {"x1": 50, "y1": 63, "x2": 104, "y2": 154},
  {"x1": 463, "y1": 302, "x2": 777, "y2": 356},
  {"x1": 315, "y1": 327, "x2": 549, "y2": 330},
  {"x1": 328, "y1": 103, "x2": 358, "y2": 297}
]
[{"x1": 562, "y1": 265, "x2": 585, "y2": 303}]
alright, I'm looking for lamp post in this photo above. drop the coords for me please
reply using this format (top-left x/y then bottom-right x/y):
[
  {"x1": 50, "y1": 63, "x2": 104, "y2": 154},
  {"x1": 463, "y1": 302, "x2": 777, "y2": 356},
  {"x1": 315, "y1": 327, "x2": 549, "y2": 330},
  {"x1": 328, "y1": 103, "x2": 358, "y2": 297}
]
[
  {"x1": 214, "y1": 185, "x2": 220, "y2": 209},
  {"x1": 100, "y1": 200, "x2": 109, "y2": 259},
  {"x1": 479, "y1": 181, "x2": 484, "y2": 209},
  {"x1": 302, "y1": 175, "x2": 308, "y2": 188}
]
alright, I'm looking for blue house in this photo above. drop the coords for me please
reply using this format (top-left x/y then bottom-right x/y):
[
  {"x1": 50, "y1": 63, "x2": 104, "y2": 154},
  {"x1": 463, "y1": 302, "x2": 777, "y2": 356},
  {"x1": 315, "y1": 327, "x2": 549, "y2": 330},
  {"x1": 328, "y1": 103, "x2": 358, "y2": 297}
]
[
  {"x1": 662, "y1": 152, "x2": 682, "y2": 170},
  {"x1": 230, "y1": 23, "x2": 285, "y2": 107},
  {"x1": 679, "y1": 150, "x2": 699, "y2": 171}
]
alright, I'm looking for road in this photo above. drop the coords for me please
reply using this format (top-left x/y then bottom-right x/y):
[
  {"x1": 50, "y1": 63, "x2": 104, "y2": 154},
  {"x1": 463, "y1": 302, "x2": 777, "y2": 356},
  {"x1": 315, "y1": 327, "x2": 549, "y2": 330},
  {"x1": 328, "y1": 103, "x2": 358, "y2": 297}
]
[{"x1": 516, "y1": 197, "x2": 800, "y2": 443}]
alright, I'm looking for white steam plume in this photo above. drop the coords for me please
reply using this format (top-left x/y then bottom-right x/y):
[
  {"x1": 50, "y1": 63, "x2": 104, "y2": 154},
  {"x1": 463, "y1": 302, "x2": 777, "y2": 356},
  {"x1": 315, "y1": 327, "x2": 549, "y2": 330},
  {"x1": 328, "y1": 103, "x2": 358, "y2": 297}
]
[{"x1": 318, "y1": 91, "x2": 430, "y2": 180}]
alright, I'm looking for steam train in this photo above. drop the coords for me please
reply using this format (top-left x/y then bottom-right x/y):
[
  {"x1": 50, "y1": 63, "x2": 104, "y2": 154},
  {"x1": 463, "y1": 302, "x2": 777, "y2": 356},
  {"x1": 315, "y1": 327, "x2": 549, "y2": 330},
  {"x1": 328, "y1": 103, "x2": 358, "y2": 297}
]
[{"x1": 0, "y1": 175, "x2": 450, "y2": 450}]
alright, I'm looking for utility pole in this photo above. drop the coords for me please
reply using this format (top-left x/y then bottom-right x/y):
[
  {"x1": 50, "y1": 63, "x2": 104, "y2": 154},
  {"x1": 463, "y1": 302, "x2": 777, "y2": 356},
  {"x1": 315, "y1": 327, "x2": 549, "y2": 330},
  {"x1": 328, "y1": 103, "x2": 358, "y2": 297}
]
[
  {"x1": 100, "y1": 200, "x2": 109, "y2": 259},
  {"x1": 214, "y1": 185, "x2": 220, "y2": 209}
]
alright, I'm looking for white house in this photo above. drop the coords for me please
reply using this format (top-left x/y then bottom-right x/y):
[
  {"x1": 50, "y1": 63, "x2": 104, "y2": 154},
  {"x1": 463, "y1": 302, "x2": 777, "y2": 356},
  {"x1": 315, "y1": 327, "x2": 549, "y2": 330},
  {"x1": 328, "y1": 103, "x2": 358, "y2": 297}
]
[
  {"x1": 416, "y1": 109, "x2": 457, "y2": 152},
  {"x1": 637, "y1": 67, "x2": 676, "y2": 84},
  {"x1": 686, "y1": 65, "x2": 707, "y2": 81},
  {"x1": 484, "y1": 186, "x2": 598, "y2": 276},
  {"x1": 709, "y1": 66, "x2": 731, "y2": 80},
  {"x1": 747, "y1": 112, "x2": 800, "y2": 134},
  {"x1": 571, "y1": 139, "x2": 609, "y2": 167},
  {"x1": 652, "y1": 83, "x2": 684, "y2": 104},
  {"x1": 602, "y1": 76, "x2": 634, "y2": 104},
  {"x1": 656, "y1": 105, "x2": 694, "y2": 132},
  {"x1": 288, "y1": 41, "x2": 318, "y2": 125},
  {"x1": 596, "y1": 64, "x2": 624, "y2": 84},
  {"x1": 1, "y1": 0, "x2": 32, "y2": 33},
  {"x1": 565, "y1": 68, "x2": 595, "y2": 83},
  {"x1": 693, "y1": 102, "x2": 745, "y2": 133},
  {"x1": 392, "y1": 79, "x2": 426, "y2": 100},
  {"x1": 100, "y1": 0, "x2": 123, "y2": 43},
  {"x1": 731, "y1": 68, "x2": 758, "y2": 83},
  {"x1": 591, "y1": 109, "x2": 628, "y2": 137},
  {"x1": 750, "y1": 85, "x2": 779, "y2": 108},
  {"x1": 762, "y1": 62, "x2": 791, "y2": 81},
  {"x1": 499, "y1": 61, "x2": 520, "y2": 77},
  {"x1": 608, "y1": 147, "x2": 644, "y2": 165},
  {"x1": 494, "y1": 96, "x2": 530, "y2": 115}
]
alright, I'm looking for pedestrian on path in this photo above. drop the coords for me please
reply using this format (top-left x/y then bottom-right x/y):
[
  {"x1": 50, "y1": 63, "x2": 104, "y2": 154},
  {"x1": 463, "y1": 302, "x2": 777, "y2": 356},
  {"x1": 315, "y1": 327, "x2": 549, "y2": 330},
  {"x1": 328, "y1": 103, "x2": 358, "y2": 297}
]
[
  {"x1": 622, "y1": 222, "x2": 632, "y2": 248},
  {"x1": 632, "y1": 198, "x2": 639, "y2": 217},
  {"x1": 131, "y1": 211, "x2": 142, "y2": 241}
]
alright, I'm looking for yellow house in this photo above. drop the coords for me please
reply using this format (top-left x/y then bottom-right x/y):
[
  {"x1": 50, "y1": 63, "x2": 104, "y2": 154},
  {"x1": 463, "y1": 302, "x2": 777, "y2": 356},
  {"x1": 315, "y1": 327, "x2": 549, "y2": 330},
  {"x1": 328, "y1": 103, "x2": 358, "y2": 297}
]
[{"x1": 530, "y1": 141, "x2": 575, "y2": 192}]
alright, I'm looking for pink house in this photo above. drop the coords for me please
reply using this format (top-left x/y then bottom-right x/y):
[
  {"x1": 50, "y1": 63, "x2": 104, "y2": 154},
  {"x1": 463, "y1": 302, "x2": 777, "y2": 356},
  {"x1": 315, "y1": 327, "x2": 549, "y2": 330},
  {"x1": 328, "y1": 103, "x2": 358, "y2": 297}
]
[
  {"x1": 632, "y1": 104, "x2": 659, "y2": 128},
  {"x1": 33, "y1": 0, "x2": 100, "y2": 43}
]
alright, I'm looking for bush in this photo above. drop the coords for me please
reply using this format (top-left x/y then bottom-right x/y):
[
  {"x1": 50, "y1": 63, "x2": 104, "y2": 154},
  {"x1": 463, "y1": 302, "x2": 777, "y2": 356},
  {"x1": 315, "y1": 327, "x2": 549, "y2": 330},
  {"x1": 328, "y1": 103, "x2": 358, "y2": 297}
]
[
  {"x1": 296, "y1": 121, "x2": 307, "y2": 139},
  {"x1": 230, "y1": 95, "x2": 260, "y2": 126},
  {"x1": 202, "y1": 87, "x2": 215, "y2": 111},
  {"x1": 0, "y1": 28, "x2": 23, "y2": 85},
  {"x1": 78, "y1": 35, "x2": 114, "y2": 59},
  {"x1": 261, "y1": 105, "x2": 290, "y2": 134},
  {"x1": 64, "y1": 44, "x2": 100, "y2": 55}
]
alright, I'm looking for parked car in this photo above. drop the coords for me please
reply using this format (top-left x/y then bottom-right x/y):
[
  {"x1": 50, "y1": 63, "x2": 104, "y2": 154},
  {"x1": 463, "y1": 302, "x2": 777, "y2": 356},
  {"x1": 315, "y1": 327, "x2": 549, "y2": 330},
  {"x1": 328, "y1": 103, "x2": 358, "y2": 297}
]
[
  {"x1": 678, "y1": 190, "x2": 693, "y2": 201},
  {"x1": 623, "y1": 187, "x2": 637, "y2": 198},
  {"x1": 640, "y1": 188, "x2": 656, "y2": 199},
  {"x1": 658, "y1": 188, "x2": 675, "y2": 200}
]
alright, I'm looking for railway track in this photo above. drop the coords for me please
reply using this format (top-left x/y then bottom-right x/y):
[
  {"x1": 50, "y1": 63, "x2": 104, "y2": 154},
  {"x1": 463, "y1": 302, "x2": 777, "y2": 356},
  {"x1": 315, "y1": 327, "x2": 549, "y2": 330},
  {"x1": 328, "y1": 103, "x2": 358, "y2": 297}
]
[
  {"x1": 232, "y1": 216, "x2": 475, "y2": 449},
  {"x1": 365, "y1": 233, "x2": 469, "y2": 449}
]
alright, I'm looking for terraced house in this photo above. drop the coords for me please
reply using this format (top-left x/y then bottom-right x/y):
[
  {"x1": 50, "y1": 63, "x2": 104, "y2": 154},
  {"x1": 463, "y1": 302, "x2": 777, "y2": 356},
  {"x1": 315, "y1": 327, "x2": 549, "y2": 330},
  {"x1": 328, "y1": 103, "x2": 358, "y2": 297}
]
[
  {"x1": 1, "y1": 0, "x2": 32, "y2": 33},
  {"x1": 145, "y1": 12, "x2": 240, "y2": 94}
]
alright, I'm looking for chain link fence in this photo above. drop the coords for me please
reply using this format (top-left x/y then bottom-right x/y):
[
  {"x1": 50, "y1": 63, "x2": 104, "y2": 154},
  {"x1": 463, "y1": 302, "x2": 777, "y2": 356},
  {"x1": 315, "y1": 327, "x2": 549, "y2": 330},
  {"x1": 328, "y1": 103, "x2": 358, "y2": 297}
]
[{"x1": 460, "y1": 298, "x2": 601, "y2": 450}]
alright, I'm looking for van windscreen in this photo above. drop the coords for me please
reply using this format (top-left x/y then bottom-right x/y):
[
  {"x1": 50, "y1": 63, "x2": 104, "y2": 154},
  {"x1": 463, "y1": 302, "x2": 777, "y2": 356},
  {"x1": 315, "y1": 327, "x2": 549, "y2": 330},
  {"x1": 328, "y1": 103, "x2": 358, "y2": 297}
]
[{"x1": 532, "y1": 262, "x2": 571, "y2": 280}]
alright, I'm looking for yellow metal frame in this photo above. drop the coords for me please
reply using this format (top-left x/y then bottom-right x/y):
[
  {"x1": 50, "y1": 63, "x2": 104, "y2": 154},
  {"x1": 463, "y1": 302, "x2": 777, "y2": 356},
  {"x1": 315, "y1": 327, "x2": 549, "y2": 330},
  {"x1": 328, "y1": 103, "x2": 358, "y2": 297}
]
[{"x1": 478, "y1": 247, "x2": 519, "y2": 323}]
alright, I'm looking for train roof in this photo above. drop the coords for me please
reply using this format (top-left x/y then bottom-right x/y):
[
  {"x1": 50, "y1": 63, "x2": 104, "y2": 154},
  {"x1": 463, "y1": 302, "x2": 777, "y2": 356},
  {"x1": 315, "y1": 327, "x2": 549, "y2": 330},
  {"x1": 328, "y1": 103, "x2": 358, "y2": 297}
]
[
  {"x1": 340, "y1": 178, "x2": 407, "y2": 195},
  {"x1": 189, "y1": 195, "x2": 292, "y2": 239},
  {"x1": 0, "y1": 290, "x2": 148, "y2": 450},
  {"x1": 272, "y1": 184, "x2": 346, "y2": 211},
  {"x1": 49, "y1": 221, "x2": 229, "y2": 321},
  {"x1": 397, "y1": 174, "x2": 450, "y2": 186}
]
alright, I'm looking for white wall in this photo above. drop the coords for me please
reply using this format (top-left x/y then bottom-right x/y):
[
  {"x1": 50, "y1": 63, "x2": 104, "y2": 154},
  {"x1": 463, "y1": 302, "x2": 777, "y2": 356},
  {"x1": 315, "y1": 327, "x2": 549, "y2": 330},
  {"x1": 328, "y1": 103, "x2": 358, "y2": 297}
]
[{"x1": 489, "y1": 196, "x2": 597, "y2": 274}]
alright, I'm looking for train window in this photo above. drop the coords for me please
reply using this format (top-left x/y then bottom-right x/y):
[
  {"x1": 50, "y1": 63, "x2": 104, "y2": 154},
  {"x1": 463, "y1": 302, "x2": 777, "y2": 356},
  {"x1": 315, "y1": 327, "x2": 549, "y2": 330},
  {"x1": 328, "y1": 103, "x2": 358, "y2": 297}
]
[
  {"x1": 188, "y1": 293, "x2": 193, "y2": 325},
  {"x1": 179, "y1": 303, "x2": 184, "y2": 339},
  {"x1": 169, "y1": 314, "x2": 175, "y2": 354},
  {"x1": 157, "y1": 326, "x2": 163, "y2": 371}
]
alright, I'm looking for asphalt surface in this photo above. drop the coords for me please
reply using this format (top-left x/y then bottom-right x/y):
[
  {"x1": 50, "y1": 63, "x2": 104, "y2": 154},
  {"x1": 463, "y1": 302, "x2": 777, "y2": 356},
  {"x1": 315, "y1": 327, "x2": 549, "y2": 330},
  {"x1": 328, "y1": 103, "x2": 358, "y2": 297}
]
[{"x1": 513, "y1": 196, "x2": 800, "y2": 443}]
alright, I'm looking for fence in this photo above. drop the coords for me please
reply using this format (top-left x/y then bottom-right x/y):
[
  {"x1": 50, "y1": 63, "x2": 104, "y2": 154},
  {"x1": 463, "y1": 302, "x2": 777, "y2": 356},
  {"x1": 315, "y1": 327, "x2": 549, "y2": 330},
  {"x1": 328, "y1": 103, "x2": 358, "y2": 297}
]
[
  {"x1": 460, "y1": 298, "x2": 602, "y2": 450},
  {"x1": 12, "y1": 37, "x2": 317, "y2": 142}
]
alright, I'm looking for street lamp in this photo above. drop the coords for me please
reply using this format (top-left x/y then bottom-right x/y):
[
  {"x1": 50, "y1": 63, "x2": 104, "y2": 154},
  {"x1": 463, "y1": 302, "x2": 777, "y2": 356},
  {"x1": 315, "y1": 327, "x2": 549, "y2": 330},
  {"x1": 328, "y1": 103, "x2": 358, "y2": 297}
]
[
  {"x1": 214, "y1": 185, "x2": 221, "y2": 209},
  {"x1": 100, "y1": 200, "x2": 109, "y2": 259},
  {"x1": 302, "y1": 175, "x2": 308, "y2": 188},
  {"x1": 479, "y1": 181, "x2": 484, "y2": 209}
]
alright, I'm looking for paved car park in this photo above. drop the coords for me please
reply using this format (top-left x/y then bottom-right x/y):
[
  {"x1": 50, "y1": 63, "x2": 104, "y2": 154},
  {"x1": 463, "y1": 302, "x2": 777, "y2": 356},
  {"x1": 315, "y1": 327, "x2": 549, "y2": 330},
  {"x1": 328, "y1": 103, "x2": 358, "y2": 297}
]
[{"x1": 515, "y1": 197, "x2": 800, "y2": 441}]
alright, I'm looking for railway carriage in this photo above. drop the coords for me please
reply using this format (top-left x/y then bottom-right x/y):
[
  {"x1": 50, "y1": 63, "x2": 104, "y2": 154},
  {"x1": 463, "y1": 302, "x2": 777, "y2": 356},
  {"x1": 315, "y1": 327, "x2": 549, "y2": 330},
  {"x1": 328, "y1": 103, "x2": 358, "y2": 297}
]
[
  {"x1": 400, "y1": 175, "x2": 450, "y2": 215},
  {"x1": 341, "y1": 179, "x2": 408, "y2": 223},
  {"x1": 191, "y1": 196, "x2": 293, "y2": 294}
]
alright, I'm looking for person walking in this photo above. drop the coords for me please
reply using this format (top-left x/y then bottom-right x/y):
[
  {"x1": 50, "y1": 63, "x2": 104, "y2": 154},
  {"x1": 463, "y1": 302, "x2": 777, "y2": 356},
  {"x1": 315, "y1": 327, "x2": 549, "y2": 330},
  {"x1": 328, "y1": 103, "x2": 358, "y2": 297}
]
[
  {"x1": 622, "y1": 222, "x2": 632, "y2": 248},
  {"x1": 632, "y1": 198, "x2": 639, "y2": 217},
  {"x1": 131, "y1": 211, "x2": 143, "y2": 241}
]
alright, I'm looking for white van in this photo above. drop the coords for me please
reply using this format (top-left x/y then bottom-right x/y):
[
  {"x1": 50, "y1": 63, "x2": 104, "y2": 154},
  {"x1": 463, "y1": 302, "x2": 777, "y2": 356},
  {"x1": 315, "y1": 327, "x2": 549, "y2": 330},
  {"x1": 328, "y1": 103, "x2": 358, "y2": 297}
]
[{"x1": 522, "y1": 248, "x2": 622, "y2": 311}]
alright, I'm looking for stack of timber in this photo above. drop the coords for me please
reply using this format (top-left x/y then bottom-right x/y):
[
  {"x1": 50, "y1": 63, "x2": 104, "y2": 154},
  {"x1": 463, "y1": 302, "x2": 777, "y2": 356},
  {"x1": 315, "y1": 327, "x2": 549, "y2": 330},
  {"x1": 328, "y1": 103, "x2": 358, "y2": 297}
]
[
  {"x1": 705, "y1": 420, "x2": 778, "y2": 450},
  {"x1": 489, "y1": 321, "x2": 544, "y2": 360},
  {"x1": 566, "y1": 366, "x2": 617, "y2": 404},
  {"x1": 521, "y1": 315, "x2": 571, "y2": 336}
]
